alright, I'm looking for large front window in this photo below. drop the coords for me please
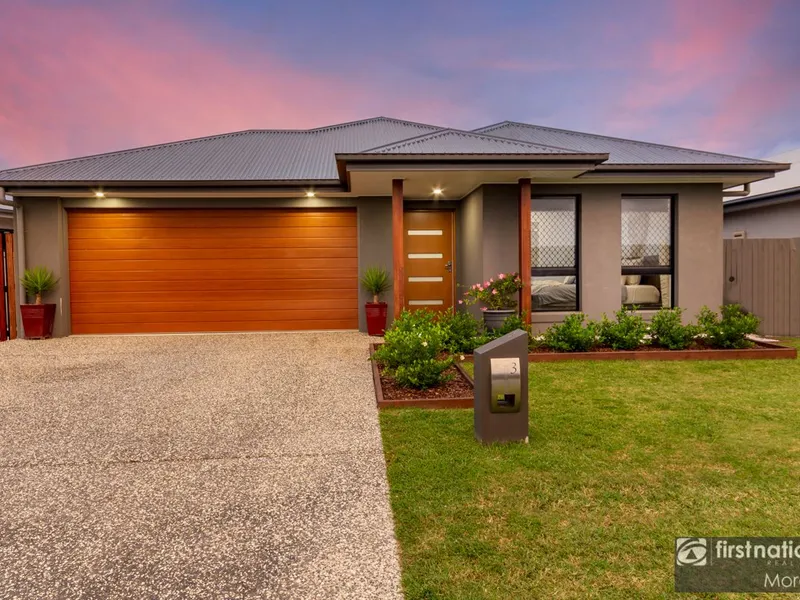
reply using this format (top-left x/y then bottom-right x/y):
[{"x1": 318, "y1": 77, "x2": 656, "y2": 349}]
[
  {"x1": 621, "y1": 196, "x2": 673, "y2": 308},
  {"x1": 531, "y1": 196, "x2": 579, "y2": 311}
]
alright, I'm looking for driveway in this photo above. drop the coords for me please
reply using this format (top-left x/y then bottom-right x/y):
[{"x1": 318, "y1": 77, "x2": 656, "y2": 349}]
[{"x1": 0, "y1": 332, "x2": 402, "y2": 599}]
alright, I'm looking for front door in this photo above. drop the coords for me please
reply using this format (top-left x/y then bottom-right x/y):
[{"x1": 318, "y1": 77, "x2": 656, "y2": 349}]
[{"x1": 403, "y1": 211, "x2": 454, "y2": 312}]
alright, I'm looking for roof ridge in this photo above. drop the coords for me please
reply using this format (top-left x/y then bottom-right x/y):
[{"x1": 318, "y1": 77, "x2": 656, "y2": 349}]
[
  {"x1": 309, "y1": 116, "x2": 445, "y2": 134},
  {"x1": 0, "y1": 128, "x2": 308, "y2": 175},
  {"x1": 476, "y1": 121, "x2": 772, "y2": 164},
  {"x1": 359, "y1": 127, "x2": 582, "y2": 154}
]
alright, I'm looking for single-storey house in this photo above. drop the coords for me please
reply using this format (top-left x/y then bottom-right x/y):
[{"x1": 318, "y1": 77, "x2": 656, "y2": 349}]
[
  {"x1": 724, "y1": 148, "x2": 800, "y2": 239},
  {"x1": 0, "y1": 117, "x2": 789, "y2": 337}
]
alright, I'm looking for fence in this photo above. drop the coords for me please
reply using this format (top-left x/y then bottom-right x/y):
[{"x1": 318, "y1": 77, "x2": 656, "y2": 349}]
[
  {"x1": 723, "y1": 238, "x2": 800, "y2": 337},
  {"x1": 1, "y1": 231, "x2": 16, "y2": 341}
]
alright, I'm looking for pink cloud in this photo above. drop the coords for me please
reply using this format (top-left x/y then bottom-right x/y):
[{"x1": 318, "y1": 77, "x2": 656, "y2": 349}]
[{"x1": 0, "y1": 1, "x2": 466, "y2": 168}]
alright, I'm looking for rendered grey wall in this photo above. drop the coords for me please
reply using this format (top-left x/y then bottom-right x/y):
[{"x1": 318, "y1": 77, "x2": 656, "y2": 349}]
[
  {"x1": 723, "y1": 202, "x2": 800, "y2": 239},
  {"x1": 482, "y1": 185, "x2": 520, "y2": 279},
  {"x1": 455, "y1": 187, "x2": 483, "y2": 318},
  {"x1": 18, "y1": 197, "x2": 71, "y2": 337},
  {"x1": 357, "y1": 198, "x2": 393, "y2": 330}
]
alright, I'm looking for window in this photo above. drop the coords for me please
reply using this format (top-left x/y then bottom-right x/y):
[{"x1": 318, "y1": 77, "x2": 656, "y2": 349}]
[
  {"x1": 531, "y1": 196, "x2": 579, "y2": 311},
  {"x1": 621, "y1": 196, "x2": 674, "y2": 308}
]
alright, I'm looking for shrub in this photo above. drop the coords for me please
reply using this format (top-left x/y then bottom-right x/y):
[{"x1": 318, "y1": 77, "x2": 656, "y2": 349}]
[
  {"x1": 649, "y1": 307, "x2": 698, "y2": 350},
  {"x1": 461, "y1": 272, "x2": 523, "y2": 310},
  {"x1": 371, "y1": 309, "x2": 453, "y2": 389},
  {"x1": 696, "y1": 304, "x2": 759, "y2": 349},
  {"x1": 599, "y1": 308, "x2": 649, "y2": 350},
  {"x1": 543, "y1": 313, "x2": 598, "y2": 352},
  {"x1": 438, "y1": 310, "x2": 481, "y2": 354},
  {"x1": 394, "y1": 357, "x2": 454, "y2": 389},
  {"x1": 360, "y1": 266, "x2": 391, "y2": 302}
]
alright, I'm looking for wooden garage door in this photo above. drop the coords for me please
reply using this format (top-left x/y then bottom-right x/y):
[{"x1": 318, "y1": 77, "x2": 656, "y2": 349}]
[{"x1": 67, "y1": 208, "x2": 358, "y2": 334}]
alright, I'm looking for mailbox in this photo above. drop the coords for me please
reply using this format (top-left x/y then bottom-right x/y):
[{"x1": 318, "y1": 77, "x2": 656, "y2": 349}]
[
  {"x1": 473, "y1": 329, "x2": 529, "y2": 444},
  {"x1": 489, "y1": 357, "x2": 522, "y2": 413}
]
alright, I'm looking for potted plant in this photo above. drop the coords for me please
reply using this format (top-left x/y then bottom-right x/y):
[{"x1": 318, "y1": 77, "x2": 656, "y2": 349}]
[
  {"x1": 20, "y1": 266, "x2": 59, "y2": 339},
  {"x1": 461, "y1": 272, "x2": 523, "y2": 330},
  {"x1": 360, "y1": 266, "x2": 392, "y2": 336}
]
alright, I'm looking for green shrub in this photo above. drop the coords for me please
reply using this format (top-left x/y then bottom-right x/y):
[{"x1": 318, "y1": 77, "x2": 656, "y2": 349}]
[
  {"x1": 394, "y1": 357, "x2": 455, "y2": 389},
  {"x1": 599, "y1": 308, "x2": 649, "y2": 350},
  {"x1": 438, "y1": 310, "x2": 481, "y2": 354},
  {"x1": 371, "y1": 309, "x2": 453, "y2": 389},
  {"x1": 650, "y1": 307, "x2": 698, "y2": 350},
  {"x1": 696, "y1": 304, "x2": 759, "y2": 349},
  {"x1": 543, "y1": 313, "x2": 598, "y2": 352}
]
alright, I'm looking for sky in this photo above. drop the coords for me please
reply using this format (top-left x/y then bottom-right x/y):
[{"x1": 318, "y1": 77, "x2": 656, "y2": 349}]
[{"x1": 0, "y1": 0, "x2": 798, "y2": 170}]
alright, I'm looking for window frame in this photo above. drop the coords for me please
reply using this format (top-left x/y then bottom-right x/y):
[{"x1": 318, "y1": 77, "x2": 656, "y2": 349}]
[
  {"x1": 530, "y1": 194, "x2": 581, "y2": 312},
  {"x1": 620, "y1": 194, "x2": 676, "y2": 308}
]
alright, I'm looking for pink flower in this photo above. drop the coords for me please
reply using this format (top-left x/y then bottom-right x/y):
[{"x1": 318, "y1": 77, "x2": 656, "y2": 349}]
[
  {"x1": 492, "y1": 289, "x2": 498, "y2": 295},
  {"x1": 484, "y1": 281, "x2": 489, "y2": 287},
  {"x1": 478, "y1": 286, "x2": 484, "y2": 291},
  {"x1": 458, "y1": 300, "x2": 463, "y2": 304},
  {"x1": 480, "y1": 307, "x2": 487, "y2": 312},
  {"x1": 489, "y1": 278, "x2": 494, "y2": 283},
  {"x1": 499, "y1": 273, "x2": 506, "y2": 279}
]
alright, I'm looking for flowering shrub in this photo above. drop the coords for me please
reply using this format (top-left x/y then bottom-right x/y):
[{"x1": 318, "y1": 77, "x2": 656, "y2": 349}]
[
  {"x1": 696, "y1": 304, "x2": 759, "y2": 349},
  {"x1": 599, "y1": 308, "x2": 649, "y2": 350},
  {"x1": 437, "y1": 309, "x2": 482, "y2": 354},
  {"x1": 461, "y1": 272, "x2": 523, "y2": 311},
  {"x1": 371, "y1": 309, "x2": 453, "y2": 389}
]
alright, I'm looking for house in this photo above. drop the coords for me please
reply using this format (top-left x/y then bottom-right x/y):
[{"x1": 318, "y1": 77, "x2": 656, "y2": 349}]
[
  {"x1": 0, "y1": 117, "x2": 789, "y2": 337},
  {"x1": 724, "y1": 148, "x2": 800, "y2": 239}
]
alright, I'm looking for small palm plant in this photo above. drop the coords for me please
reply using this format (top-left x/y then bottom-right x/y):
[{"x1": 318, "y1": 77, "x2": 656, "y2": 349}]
[
  {"x1": 360, "y1": 266, "x2": 391, "y2": 303},
  {"x1": 21, "y1": 267, "x2": 59, "y2": 305}
]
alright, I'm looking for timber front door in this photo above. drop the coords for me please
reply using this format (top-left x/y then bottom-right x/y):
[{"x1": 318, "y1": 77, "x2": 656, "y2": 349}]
[{"x1": 403, "y1": 211, "x2": 454, "y2": 312}]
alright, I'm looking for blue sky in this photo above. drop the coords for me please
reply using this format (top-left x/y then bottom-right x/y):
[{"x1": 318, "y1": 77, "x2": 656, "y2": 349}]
[{"x1": 0, "y1": 0, "x2": 798, "y2": 168}]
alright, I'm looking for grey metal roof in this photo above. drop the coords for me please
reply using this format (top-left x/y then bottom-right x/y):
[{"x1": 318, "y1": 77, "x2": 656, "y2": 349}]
[
  {"x1": 723, "y1": 185, "x2": 800, "y2": 212},
  {"x1": 474, "y1": 121, "x2": 771, "y2": 165},
  {"x1": 359, "y1": 129, "x2": 578, "y2": 155},
  {"x1": 0, "y1": 117, "x2": 442, "y2": 182},
  {"x1": 0, "y1": 115, "x2": 778, "y2": 184}
]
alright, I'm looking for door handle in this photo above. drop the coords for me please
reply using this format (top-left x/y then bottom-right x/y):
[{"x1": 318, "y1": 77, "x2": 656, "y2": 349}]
[{"x1": 445, "y1": 261, "x2": 453, "y2": 273}]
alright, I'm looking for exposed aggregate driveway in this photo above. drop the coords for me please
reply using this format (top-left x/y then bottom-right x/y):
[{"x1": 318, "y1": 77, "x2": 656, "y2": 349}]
[{"x1": 0, "y1": 332, "x2": 402, "y2": 599}]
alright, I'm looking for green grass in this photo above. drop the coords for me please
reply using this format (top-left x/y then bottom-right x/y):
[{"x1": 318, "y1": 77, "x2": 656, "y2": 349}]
[{"x1": 380, "y1": 342, "x2": 800, "y2": 599}]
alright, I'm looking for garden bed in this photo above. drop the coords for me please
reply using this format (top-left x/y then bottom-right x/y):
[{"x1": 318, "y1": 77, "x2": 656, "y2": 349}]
[
  {"x1": 369, "y1": 344, "x2": 474, "y2": 409},
  {"x1": 461, "y1": 340, "x2": 796, "y2": 362}
]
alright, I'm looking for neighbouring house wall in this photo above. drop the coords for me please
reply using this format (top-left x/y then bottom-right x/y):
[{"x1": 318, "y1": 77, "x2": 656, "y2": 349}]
[
  {"x1": 456, "y1": 187, "x2": 483, "y2": 318},
  {"x1": 19, "y1": 196, "x2": 391, "y2": 336},
  {"x1": 723, "y1": 202, "x2": 800, "y2": 239},
  {"x1": 18, "y1": 198, "x2": 71, "y2": 337}
]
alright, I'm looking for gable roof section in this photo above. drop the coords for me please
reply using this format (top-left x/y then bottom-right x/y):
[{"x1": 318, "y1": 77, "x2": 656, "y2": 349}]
[
  {"x1": 0, "y1": 117, "x2": 443, "y2": 182},
  {"x1": 724, "y1": 185, "x2": 800, "y2": 213},
  {"x1": 474, "y1": 121, "x2": 771, "y2": 165},
  {"x1": 357, "y1": 128, "x2": 580, "y2": 155}
]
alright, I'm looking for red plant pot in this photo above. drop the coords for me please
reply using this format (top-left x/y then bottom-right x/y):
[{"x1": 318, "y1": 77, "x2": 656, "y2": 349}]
[
  {"x1": 20, "y1": 304, "x2": 56, "y2": 339},
  {"x1": 365, "y1": 302, "x2": 388, "y2": 336}
]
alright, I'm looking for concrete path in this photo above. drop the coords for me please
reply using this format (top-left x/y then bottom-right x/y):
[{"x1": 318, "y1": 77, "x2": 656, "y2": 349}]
[{"x1": 0, "y1": 332, "x2": 402, "y2": 599}]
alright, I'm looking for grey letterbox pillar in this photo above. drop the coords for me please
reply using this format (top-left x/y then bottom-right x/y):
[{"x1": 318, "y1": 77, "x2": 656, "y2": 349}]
[{"x1": 474, "y1": 329, "x2": 529, "y2": 444}]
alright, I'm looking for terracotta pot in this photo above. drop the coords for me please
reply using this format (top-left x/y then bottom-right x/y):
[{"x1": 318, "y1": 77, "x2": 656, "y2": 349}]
[
  {"x1": 20, "y1": 304, "x2": 56, "y2": 339},
  {"x1": 483, "y1": 309, "x2": 516, "y2": 331},
  {"x1": 365, "y1": 302, "x2": 388, "y2": 336}
]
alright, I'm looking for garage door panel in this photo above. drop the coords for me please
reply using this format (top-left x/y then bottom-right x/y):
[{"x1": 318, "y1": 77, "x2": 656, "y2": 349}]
[
  {"x1": 68, "y1": 226, "x2": 357, "y2": 240},
  {"x1": 71, "y1": 288, "x2": 358, "y2": 304},
  {"x1": 70, "y1": 278, "x2": 358, "y2": 294},
  {"x1": 70, "y1": 257, "x2": 358, "y2": 272},
  {"x1": 68, "y1": 246, "x2": 358, "y2": 261},
  {"x1": 68, "y1": 208, "x2": 358, "y2": 334},
  {"x1": 71, "y1": 319, "x2": 359, "y2": 335},
  {"x1": 69, "y1": 268, "x2": 357, "y2": 283},
  {"x1": 68, "y1": 237, "x2": 357, "y2": 251},
  {"x1": 72, "y1": 308, "x2": 358, "y2": 325}
]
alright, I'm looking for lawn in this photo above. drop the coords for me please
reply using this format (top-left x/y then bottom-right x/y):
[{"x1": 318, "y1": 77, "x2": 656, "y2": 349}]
[{"x1": 379, "y1": 341, "x2": 800, "y2": 600}]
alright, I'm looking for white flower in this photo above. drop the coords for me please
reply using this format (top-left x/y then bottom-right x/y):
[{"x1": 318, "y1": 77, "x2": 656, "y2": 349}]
[
  {"x1": 534, "y1": 335, "x2": 545, "y2": 341},
  {"x1": 642, "y1": 333, "x2": 652, "y2": 340},
  {"x1": 694, "y1": 333, "x2": 708, "y2": 339},
  {"x1": 422, "y1": 340, "x2": 428, "y2": 347},
  {"x1": 460, "y1": 354, "x2": 465, "y2": 361}
]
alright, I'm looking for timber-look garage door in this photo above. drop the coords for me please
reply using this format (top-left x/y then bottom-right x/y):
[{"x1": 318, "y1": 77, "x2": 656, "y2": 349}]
[{"x1": 67, "y1": 208, "x2": 358, "y2": 334}]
